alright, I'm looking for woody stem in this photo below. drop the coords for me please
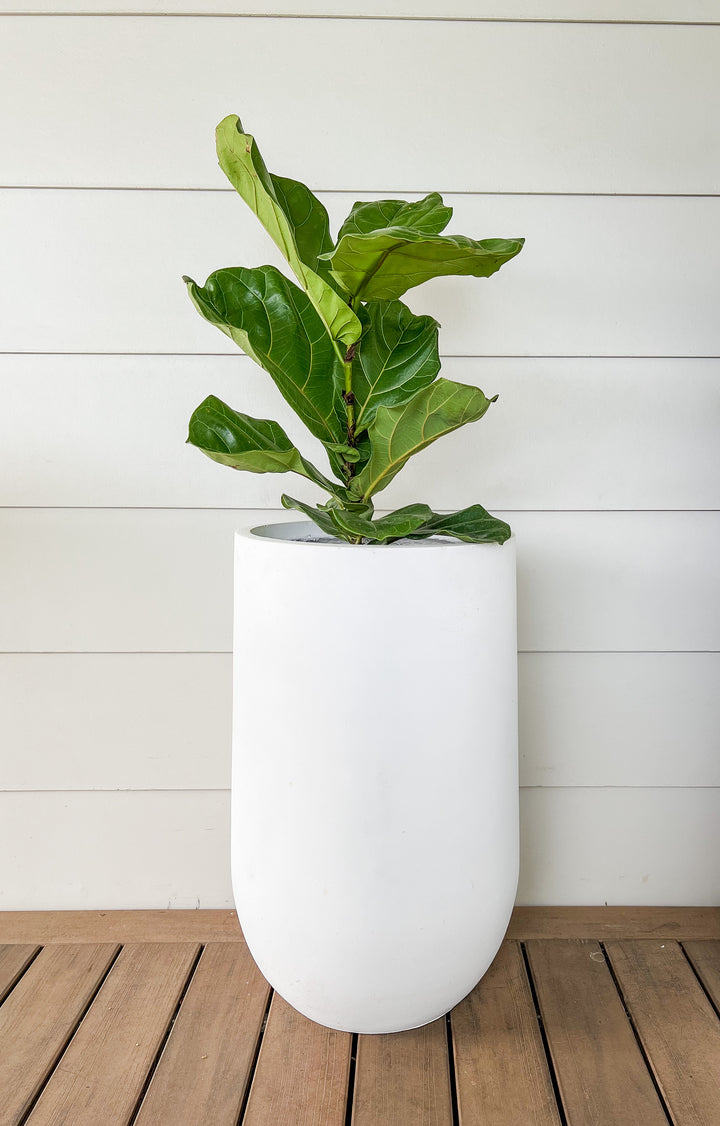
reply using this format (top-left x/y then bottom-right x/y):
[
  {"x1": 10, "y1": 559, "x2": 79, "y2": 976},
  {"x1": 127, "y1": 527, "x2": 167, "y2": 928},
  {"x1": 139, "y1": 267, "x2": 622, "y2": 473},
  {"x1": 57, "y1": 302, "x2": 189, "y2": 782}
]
[{"x1": 341, "y1": 297, "x2": 360, "y2": 480}]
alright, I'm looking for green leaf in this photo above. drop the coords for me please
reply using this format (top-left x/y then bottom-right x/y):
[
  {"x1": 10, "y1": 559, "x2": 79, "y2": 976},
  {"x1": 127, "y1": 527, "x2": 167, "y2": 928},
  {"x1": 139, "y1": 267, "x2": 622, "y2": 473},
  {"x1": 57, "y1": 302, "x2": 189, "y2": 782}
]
[
  {"x1": 269, "y1": 174, "x2": 348, "y2": 302},
  {"x1": 337, "y1": 193, "x2": 453, "y2": 240},
  {"x1": 354, "y1": 300, "x2": 441, "y2": 431},
  {"x1": 352, "y1": 378, "x2": 498, "y2": 500},
  {"x1": 320, "y1": 495, "x2": 375, "y2": 516},
  {"x1": 269, "y1": 174, "x2": 335, "y2": 280},
  {"x1": 280, "y1": 494, "x2": 511, "y2": 546},
  {"x1": 184, "y1": 266, "x2": 347, "y2": 451},
  {"x1": 215, "y1": 115, "x2": 360, "y2": 346},
  {"x1": 407, "y1": 504, "x2": 512, "y2": 545},
  {"x1": 320, "y1": 500, "x2": 510, "y2": 545},
  {"x1": 323, "y1": 227, "x2": 524, "y2": 302},
  {"x1": 328, "y1": 503, "x2": 433, "y2": 543},
  {"x1": 187, "y1": 395, "x2": 341, "y2": 495},
  {"x1": 281, "y1": 494, "x2": 347, "y2": 540},
  {"x1": 325, "y1": 442, "x2": 362, "y2": 463}
]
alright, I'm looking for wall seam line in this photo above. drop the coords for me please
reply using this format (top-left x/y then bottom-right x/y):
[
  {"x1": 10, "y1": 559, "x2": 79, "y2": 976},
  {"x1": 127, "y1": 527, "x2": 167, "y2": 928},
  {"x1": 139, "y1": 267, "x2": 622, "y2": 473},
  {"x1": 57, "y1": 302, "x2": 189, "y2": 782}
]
[
  {"x1": 1, "y1": 650, "x2": 718, "y2": 656},
  {"x1": 0, "y1": 13, "x2": 718, "y2": 28},
  {"x1": 1, "y1": 506, "x2": 719, "y2": 513},
  {"x1": 2, "y1": 786, "x2": 719, "y2": 794},
  {"x1": 3, "y1": 352, "x2": 719, "y2": 360},
  {"x1": 2, "y1": 186, "x2": 720, "y2": 197}
]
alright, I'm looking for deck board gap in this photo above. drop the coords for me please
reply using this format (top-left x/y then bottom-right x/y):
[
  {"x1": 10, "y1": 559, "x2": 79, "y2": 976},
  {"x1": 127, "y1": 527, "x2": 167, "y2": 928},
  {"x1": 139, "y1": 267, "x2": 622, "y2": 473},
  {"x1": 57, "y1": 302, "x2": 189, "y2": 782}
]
[
  {"x1": 519, "y1": 942, "x2": 569, "y2": 1126},
  {"x1": 598, "y1": 941, "x2": 675, "y2": 1125},
  {"x1": 343, "y1": 1032, "x2": 358, "y2": 1126},
  {"x1": 127, "y1": 942, "x2": 206, "y2": 1126},
  {"x1": 235, "y1": 986, "x2": 274, "y2": 1126},
  {"x1": 16, "y1": 942, "x2": 125, "y2": 1126},
  {"x1": 679, "y1": 942, "x2": 720, "y2": 1024},
  {"x1": 444, "y1": 1013, "x2": 460, "y2": 1126},
  {"x1": 0, "y1": 944, "x2": 43, "y2": 1007}
]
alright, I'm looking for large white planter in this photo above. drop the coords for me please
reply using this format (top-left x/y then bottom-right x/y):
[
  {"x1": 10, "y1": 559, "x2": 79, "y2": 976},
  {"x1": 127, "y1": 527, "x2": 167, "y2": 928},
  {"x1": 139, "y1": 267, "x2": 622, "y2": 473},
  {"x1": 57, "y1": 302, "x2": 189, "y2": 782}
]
[{"x1": 231, "y1": 521, "x2": 518, "y2": 1034}]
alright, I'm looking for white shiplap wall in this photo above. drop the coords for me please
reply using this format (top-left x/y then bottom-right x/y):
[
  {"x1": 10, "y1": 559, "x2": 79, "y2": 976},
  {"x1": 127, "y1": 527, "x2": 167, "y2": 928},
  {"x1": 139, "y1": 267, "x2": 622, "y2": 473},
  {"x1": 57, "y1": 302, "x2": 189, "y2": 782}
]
[{"x1": 1, "y1": 6, "x2": 718, "y2": 909}]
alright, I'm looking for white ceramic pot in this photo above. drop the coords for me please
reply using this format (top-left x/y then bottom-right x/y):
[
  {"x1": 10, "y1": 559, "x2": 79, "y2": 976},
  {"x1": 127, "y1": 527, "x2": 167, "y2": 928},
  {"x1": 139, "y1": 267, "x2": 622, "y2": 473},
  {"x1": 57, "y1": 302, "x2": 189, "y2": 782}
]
[{"x1": 231, "y1": 521, "x2": 518, "y2": 1034}]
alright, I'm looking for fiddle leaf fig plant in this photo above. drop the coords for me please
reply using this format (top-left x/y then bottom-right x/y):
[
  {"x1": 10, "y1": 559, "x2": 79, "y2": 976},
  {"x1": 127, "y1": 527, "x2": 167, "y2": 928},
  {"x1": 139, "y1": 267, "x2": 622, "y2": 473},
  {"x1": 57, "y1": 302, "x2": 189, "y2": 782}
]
[{"x1": 184, "y1": 115, "x2": 524, "y2": 545}]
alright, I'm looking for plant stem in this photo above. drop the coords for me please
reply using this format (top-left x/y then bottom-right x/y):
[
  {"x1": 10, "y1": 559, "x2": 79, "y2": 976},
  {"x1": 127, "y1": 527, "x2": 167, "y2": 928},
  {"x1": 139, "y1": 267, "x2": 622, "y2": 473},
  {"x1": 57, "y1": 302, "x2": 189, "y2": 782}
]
[
  {"x1": 341, "y1": 297, "x2": 360, "y2": 480},
  {"x1": 343, "y1": 359, "x2": 356, "y2": 435}
]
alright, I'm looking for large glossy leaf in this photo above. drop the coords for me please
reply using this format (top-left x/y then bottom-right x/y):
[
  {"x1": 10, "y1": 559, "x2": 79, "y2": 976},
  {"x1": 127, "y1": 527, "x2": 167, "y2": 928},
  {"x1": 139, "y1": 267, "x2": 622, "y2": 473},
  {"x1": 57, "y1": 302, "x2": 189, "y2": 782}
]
[
  {"x1": 298, "y1": 500, "x2": 511, "y2": 545},
  {"x1": 328, "y1": 503, "x2": 433, "y2": 543},
  {"x1": 337, "y1": 193, "x2": 453, "y2": 240},
  {"x1": 351, "y1": 377, "x2": 498, "y2": 500},
  {"x1": 269, "y1": 174, "x2": 335, "y2": 280},
  {"x1": 187, "y1": 395, "x2": 340, "y2": 495},
  {"x1": 353, "y1": 301, "x2": 441, "y2": 431},
  {"x1": 323, "y1": 228, "x2": 524, "y2": 301},
  {"x1": 215, "y1": 115, "x2": 360, "y2": 346},
  {"x1": 281, "y1": 494, "x2": 348, "y2": 540},
  {"x1": 408, "y1": 504, "x2": 512, "y2": 544},
  {"x1": 184, "y1": 265, "x2": 347, "y2": 451}
]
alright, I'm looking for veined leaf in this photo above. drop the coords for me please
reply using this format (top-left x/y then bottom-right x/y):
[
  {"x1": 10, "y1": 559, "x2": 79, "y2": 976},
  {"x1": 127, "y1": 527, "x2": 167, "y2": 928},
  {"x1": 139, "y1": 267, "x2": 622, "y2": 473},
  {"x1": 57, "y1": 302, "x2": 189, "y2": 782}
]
[
  {"x1": 269, "y1": 174, "x2": 335, "y2": 280},
  {"x1": 352, "y1": 377, "x2": 497, "y2": 500},
  {"x1": 215, "y1": 115, "x2": 360, "y2": 347},
  {"x1": 187, "y1": 396, "x2": 341, "y2": 496},
  {"x1": 354, "y1": 300, "x2": 440, "y2": 431},
  {"x1": 323, "y1": 228, "x2": 524, "y2": 301},
  {"x1": 407, "y1": 504, "x2": 512, "y2": 544},
  {"x1": 337, "y1": 193, "x2": 453, "y2": 240},
  {"x1": 281, "y1": 494, "x2": 348, "y2": 540},
  {"x1": 320, "y1": 495, "x2": 375, "y2": 516},
  {"x1": 184, "y1": 266, "x2": 347, "y2": 451},
  {"x1": 325, "y1": 442, "x2": 362, "y2": 463},
  {"x1": 328, "y1": 503, "x2": 433, "y2": 543},
  {"x1": 317, "y1": 501, "x2": 511, "y2": 544}
]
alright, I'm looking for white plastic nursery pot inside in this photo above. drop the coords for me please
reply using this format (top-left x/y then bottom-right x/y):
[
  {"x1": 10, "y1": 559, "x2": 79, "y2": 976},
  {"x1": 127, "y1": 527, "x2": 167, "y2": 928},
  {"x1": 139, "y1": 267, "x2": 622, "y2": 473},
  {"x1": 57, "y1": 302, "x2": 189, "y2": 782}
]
[{"x1": 231, "y1": 520, "x2": 518, "y2": 1034}]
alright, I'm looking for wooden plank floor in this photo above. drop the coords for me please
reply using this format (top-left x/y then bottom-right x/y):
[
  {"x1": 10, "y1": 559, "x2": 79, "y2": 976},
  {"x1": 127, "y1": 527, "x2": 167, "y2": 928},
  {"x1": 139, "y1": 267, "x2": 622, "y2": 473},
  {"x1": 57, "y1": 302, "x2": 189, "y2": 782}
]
[{"x1": 0, "y1": 909, "x2": 718, "y2": 1126}]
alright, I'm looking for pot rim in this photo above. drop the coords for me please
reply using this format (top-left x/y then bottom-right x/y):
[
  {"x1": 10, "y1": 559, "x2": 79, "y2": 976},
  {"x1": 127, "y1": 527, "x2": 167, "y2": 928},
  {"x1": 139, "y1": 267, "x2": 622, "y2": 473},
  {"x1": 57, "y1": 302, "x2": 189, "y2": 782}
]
[{"x1": 238, "y1": 519, "x2": 514, "y2": 550}]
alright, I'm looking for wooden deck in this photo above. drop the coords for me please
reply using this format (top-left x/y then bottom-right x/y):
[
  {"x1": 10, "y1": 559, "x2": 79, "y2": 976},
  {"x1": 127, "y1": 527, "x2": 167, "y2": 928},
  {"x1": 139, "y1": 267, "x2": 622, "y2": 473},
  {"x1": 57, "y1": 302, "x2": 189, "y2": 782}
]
[{"x1": 1, "y1": 908, "x2": 719, "y2": 1126}]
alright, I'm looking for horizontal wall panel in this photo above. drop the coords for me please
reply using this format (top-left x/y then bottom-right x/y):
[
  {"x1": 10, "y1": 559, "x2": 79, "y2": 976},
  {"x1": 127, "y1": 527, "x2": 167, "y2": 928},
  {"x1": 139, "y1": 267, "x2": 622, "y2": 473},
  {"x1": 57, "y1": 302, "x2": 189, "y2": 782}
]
[
  {"x1": 0, "y1": 654, "x2": 231, "y2": 791},
  {"x1": 2, "y1": 653, "x2": 718, "y2": 791},
  {"x1": 0, "y1": 508, "x2": 240, "y2": 654},
  {"x1": 0, "y1": 509, "x2": 717, "y2": 653},
  {"x1": 519, "y1": 653, "x2": 720, "y2": 787},
  {"x1": 1, "y1": 20, "x2": 719, "y2": 192},
  {"x1": 518, "y1": 787, "x2": 720, "y2": 906},
  {"x1": 1, "y1": 4, "x2": 716, "y2": 21},
  {"x1": 2, "y1": 191, "x2": 719, "y2": 358},
  {"x1": 515, "y1": 511, "x2": 720, "y2": 654},
  {"x1": 0, "y1": 790, "x2": 233, "y2": 910},
  {"x1": 2, "y1": 355, "x2": 719, "y2": 511},
  {"x1": 0, "y1": 788, "x2": 716, "y2": 909}
]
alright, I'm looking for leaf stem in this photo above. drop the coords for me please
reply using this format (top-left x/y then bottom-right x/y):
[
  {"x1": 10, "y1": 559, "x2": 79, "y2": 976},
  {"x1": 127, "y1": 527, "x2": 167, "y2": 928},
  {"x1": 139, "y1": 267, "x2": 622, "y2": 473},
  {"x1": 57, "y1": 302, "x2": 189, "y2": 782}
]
[{"x1": 331, "y1": 338, "x2": 347, "y2": 367}]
